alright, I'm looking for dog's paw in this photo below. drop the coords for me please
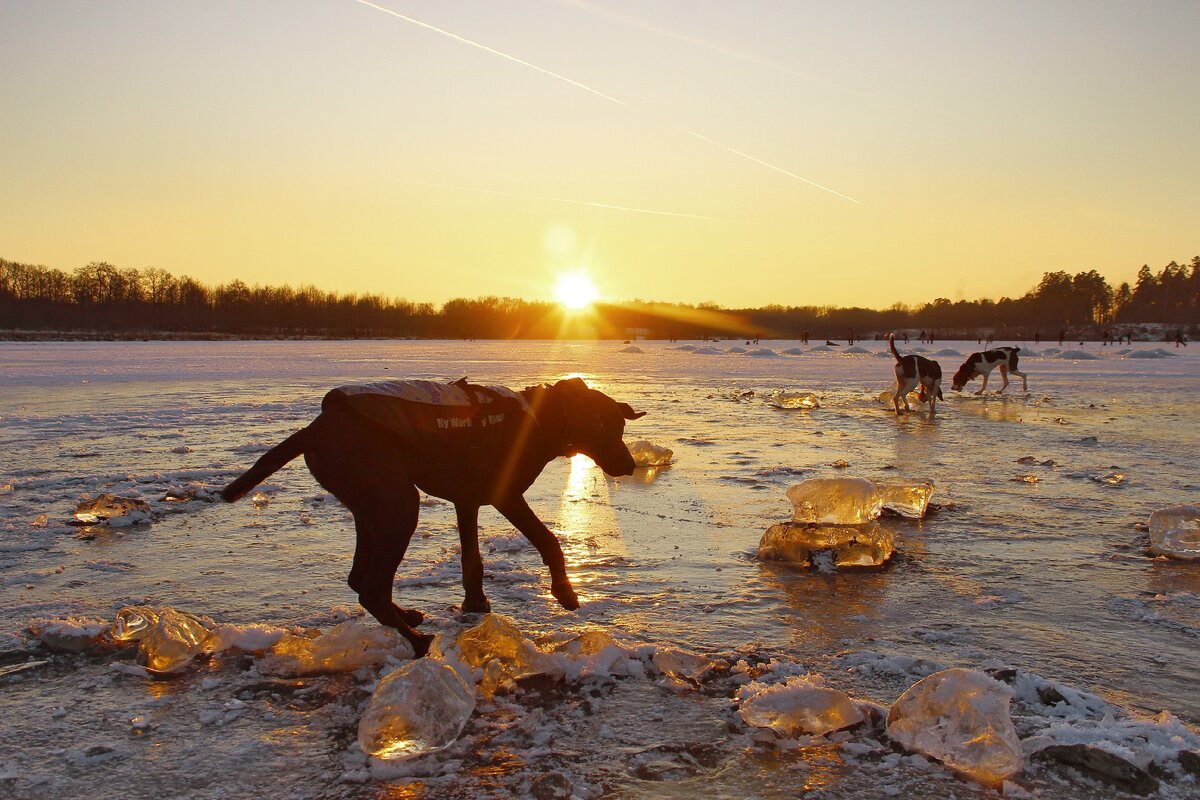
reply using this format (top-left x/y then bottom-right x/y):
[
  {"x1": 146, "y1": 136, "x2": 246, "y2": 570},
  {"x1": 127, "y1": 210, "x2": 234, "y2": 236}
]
[
  {"x1": 551, "y1": 581, "x2": 580, "y2": 611},
  {"x1": 407, "y1": 632, "x2": 435, "y2": 659},
  {"x1": 461, "y1": 597, "x2": 491, "y2": 614}
]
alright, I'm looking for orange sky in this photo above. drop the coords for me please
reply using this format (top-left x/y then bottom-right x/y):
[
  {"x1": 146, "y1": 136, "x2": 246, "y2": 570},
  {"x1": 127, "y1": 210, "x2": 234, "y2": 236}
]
[{"x1": 2, "y1": 1, "x2": 1197, "y2": 308}]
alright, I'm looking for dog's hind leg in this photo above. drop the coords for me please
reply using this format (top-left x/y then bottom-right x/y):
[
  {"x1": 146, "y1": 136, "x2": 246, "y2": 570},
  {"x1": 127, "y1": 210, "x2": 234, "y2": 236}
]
[
  {"x1": 349, "y1": 513, "x2": 423, "y2": 628},
  {"x1": 997, "y1": 365, "x2": 1010, "y2": 393},
  {"x1": 350, "y1": 490, "x2": 434, "y2": 657},
  {"x1": 455, "y1": 503, "x2": 491, "y2": 614},
  {"x1": 1011, "y1": 368, "x2": 1028, "y2": 391},
  {"x1": 495, "y1": 496, "x2": 579, "y2": 611}
]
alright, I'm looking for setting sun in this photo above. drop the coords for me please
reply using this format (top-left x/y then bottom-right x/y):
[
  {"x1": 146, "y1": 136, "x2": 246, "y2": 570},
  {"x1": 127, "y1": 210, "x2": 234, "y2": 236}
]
[{"x1": 554, "y1": 271, "x2": 599, "y2": 310}]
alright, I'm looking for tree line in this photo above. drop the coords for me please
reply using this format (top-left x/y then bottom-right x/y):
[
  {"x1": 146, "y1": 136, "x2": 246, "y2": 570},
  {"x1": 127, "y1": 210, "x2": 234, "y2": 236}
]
[{"x1": 1, "y1": 256, "x2": 1197, "y2": 340}]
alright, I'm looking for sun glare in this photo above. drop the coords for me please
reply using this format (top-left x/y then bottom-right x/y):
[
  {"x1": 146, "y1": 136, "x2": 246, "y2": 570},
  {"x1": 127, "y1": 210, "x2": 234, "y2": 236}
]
[{"x1": 554, "y1": 271, "x2": 599, "y2": 311}]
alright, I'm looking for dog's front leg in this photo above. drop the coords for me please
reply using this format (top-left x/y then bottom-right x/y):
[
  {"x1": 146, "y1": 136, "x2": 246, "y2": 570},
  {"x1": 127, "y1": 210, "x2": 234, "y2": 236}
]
[
  {"x1": 494, "y1": 496, "x2": 580, "y2": 610},
  {"x1": 975, "y1": 372, "x2": 989, "y2": 394},
  {"x1": 455, "y1": 503, "x2": 491, "y2": 614}
]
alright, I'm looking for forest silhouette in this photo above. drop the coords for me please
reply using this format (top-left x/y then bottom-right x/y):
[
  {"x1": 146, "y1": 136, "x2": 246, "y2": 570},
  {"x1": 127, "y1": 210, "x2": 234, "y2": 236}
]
[{"x1": 2, "y1": 257, "x2": 1197, "y2": 340}]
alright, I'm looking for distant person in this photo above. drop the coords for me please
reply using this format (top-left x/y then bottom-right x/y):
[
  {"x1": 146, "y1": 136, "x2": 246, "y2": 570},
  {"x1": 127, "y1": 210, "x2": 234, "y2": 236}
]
[
  {"x1": 1034, "y1": 331, "x2": 1041, "y2": 344},
  {"x1": 919, "y1": 329, "x2": 926, "y2": 344},
  {"x1": 903, "y1": 331, "x2": 910, "y2": 344},
  {"x1": 848, "y1": 327, "x2": 855, "y2": 345},
  {"x1": 1058, "y1": 329, "x2": 1066, "y2": 346},
  {"x1": 801, "y1": 329, "x2": 809, "y2": 344},
  {"x1": 1176, "y1": 330, "x2": 1187, "y2": 347}
]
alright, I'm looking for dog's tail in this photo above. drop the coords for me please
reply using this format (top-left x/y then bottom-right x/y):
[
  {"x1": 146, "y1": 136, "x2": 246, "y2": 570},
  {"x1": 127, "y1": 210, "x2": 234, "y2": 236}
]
[
  {"x1": 888, "y1": 333, "x2": 902, "y2": 362},
  {"x1": 221, "y1": 426, "x2": 310, "y2": 503}
]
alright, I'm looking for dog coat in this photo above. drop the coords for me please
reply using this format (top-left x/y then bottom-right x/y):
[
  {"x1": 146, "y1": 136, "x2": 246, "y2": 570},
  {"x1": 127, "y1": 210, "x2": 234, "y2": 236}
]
[{"x1": 322, "y1": 379, "x2": 533, "y2": 474}]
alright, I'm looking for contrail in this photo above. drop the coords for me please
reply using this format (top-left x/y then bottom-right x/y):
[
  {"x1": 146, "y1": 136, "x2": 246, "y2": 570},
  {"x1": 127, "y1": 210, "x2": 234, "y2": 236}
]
[
  {"x1": 349, "y1": 0, "x2": 625, "y2": 106},
  {"x1": 548, "y1": 0, "x2": 831, "y2": 87},
  {"x1": 685, "y1": 130, "x2": 861, "y2": 204},
  {"x1": 349, "y1": 0, "x2": 859, "y2": 204},
  {"x1": 400, "y1": 179, "x2": 744, "y2": 224}
]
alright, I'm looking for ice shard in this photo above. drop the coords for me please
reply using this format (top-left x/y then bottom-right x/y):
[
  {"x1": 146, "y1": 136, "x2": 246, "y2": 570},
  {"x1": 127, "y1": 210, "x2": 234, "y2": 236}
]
[
  {"x1": 259, "y1": 619, "x2": 413, "y2": 676},
  {"x1": 769, "y1": 391, "x2": 820, "y2": 409},
  {"x1": 626, "y1": 439, "x2": 674, "y2": 467},
  {"x1": 358, "y1": 658, "x2": 475, "y2": 760},
  {"x1": 1148, "y1": 505, "x2": 1200, "y2": 560},
  {"x1": 136, "y1": 608, "x2": 216, "y2": 674},
  {"x1": 757, "y1": 522, "x2": 895, "y2": 569},
  {"x1": 886, "y1": 668, "x2": 1023, "y2": 786},
  {"x1": 74, "y1": 494, "x2": 151, "y2": 525},
  {"x1": 110, "y1": 606, "x2": 161, "y2": 642},
  {"x1": 449, "y1": 614, "x2": 552, "y2": 679},
  {"x1": 786, "y1": 477, "x2": 933, "y2": 524},
  {"x1": 739, "y1": 674, "x2": 864, "y2": 736},
  {"x1": 652, "y1": 647, "x2": 716, "y2": 683}
]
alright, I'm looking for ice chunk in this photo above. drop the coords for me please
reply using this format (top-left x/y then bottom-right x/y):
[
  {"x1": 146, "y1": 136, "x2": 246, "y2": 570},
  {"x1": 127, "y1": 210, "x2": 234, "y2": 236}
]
[
  {"x1": 251, "y1": 491, "x2": 270, "y2": 508},
  {"x1": 844, "y1": 346, "x2": 870, "y2": 354},
  {"x1": 1147, "y1": 505, "x2": 1200, "y2": 560},
  {"x1": 758, "y1": 522, "x2": 895, "y2": 569},
  {"x1": 619, "y1": 345, "x2": 643, "y2": 353},
  {"x1": 769, "y1": 391, "x2": 819, "y2": 410},
  {"x1": 358, "y1": 659, "x2": 475, "y2": 760},
  {"x1": 886, "y1": 668, "x2": 1023, "y2": 786},
  {"x1": 74, "y1": 494, "x2": 150, "y2": 525},
  {"x1": 786, "y1": 478, "x2": 932, "y2": 524},
  {"x1": 446, "y1": 614, "x2": 552, "y2": 680},
  {"x1": 259, "y1": 618, "x2": 413, "y2": 675},
  {"x1": 110, "y1": 606, "x2": 161, "y2": 642},
  {"x1": 652, "y1": 647, "x2": 716, "y2": 683},
  {"x1": 627, "y1": 439, "x2": 674, "y2": 467},
  {"x1": 1055, "y1": 349, "x2": 1100, "y2": 360},
  {"x1": 745, "y1": 348, "x2": 780, "y2": 357},
  {"x1": 553, "y1": 629, "x2": 619, "y2": 657},
  {"x1": 740, "y1": 674, "x2": 864, "y2": 736},
  {"x1": 787, "y1": 478, "x2": 880, "y2": 524},
  {"x1": 29, "y1": 617, "x2": 109, "y2": 653},
  {"x1": 136, "y1": 608, "x2": 216, "y2": 673}
]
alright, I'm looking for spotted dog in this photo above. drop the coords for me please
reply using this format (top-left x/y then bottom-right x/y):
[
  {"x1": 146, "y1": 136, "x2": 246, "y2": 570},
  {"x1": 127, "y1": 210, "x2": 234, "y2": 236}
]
[
  {"x1": 951, "y1": 347, "x2": 1027, "y2": 394},
  {"x1": 889, "y1": 334, "x2": 944, "y2": 416}
]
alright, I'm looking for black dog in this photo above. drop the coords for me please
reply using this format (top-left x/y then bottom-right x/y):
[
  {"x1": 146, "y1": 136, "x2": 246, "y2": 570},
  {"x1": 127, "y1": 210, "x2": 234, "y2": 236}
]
[
  {"x1": 889, "y1": 334, "x2": 944, "y2": 415},
  {"x1": 221, "y1": 377, "x2": 645, "y2": 656}
]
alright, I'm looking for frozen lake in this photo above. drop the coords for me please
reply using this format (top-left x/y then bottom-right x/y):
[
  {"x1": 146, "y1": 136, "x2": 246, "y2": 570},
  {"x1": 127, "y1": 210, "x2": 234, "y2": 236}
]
[{"x1": 2, "y1": 338, "x2": 1199, "y2": 798}]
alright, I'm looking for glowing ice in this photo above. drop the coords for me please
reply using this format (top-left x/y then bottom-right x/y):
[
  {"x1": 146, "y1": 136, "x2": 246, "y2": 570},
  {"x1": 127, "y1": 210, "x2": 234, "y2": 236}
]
[
  {"x1": 652, "y1": 647, "x2": 716, "y2": 682},
  {"x1": 110, "y1": 606, "x2": 161, "y2": 642},
  {"x1": 886, "y1": 668, "x2": 1023, "y2": 786},
  {"x1": 448, "y1": 613, "x2": 552, "y2": 679},
  {"x1": 136, "y1": 608, "x2": 216, "y2": 673},
  {"x1": 74, "y1": 494, "x2": 150, "y2": 525},
  {"x1": 554, "y1": 629, "x2": 619, "y2": 656},
  {"x1": 786, "y1": 477, "x2": 933, "y2": 524},
  {"x1": 769, "y1": 391, "x2": 820, "y2": 410},
  {"x1": 358, "y1": 658, "x2": 475, "y2": 760},
  {"x1": 1148, "y1": 505, "x2": 1200, "y2": 560},
  {"x1": 259, "y1": 619, "x2": 413, "y2": 675},
  {"x1": 626, "y1": 439, "x2": 674, "y2": 467},
  {"x1": 740, "y1": 674, "x2": 864, "y2": 735},
  {"x1": 758, "y1": 522, "x2": 895, "y2": 569}
]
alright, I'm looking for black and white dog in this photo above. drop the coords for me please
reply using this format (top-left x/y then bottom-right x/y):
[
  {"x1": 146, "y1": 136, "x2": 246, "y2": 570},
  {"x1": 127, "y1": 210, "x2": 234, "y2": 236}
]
[
  {"x1": 951, "y1": 347, "x2": 1027, "y2": 394},
  {"x1": 889, "y1": 334, "x2": 943, "y2": 416}
]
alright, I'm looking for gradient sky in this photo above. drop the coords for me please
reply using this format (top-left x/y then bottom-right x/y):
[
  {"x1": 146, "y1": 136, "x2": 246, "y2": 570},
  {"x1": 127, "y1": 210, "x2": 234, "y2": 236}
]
[{"x1": 2, "y1": 1, "x2": 1197, "y2": 308}]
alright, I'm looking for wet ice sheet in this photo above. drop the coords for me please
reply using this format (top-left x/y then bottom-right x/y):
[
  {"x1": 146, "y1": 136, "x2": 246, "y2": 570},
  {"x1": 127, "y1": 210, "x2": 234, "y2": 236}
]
[{"x1": 2, "y1": 339, "x2": 1200, "y2": 798}]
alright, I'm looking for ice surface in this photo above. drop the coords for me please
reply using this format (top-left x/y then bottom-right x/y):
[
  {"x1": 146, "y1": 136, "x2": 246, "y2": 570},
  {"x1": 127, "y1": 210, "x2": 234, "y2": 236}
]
[
  {"x1": 739, "y1": 674, "x2": 864, "y2": 736},
  {"x1": 619, "y1": 345, "x2": 643, "y2": 353},
  {"x1": 357, "y1": 658, "x2": 475, "y2": 760},
  {"x1": 1055, "y1": 349, "x2": 1100, "y2": 360},
  {"x1": 1147, "y1": 505, "x2": 1200, "y2": 560},
  {"x1": 135, "y1": 608, "x2": 216, "y2": 673},
  {"x1": 886, "y1": 668, "x2": 1023, "y2": 786},
  {"x1": 757, "y1": 522, "x2": 895, "y2": 569},
  {"x1": 652, "y1": 647, "x2": 716, "y2": 683},
  {"x1": 626, "y1": 439, "x2": 674, "y2": 467},
  {"x1": 745, "y1": 348, "x2": 780, "y2": 357},
  {"x1": 73, "y1": 494, "x2": 150, "y2": 525},
  {"x1": 786, "y1": 477, "x2": 933, "y2": 525},
  {"x1": 769, "y1": 391, "x2": 819, "y2": 409},
  {"x1": 259, "y1": 618, "x2": 414, "y2": 675},
  {"x1": 844, "y1": 346, "x2": 870, "y2": 354}
]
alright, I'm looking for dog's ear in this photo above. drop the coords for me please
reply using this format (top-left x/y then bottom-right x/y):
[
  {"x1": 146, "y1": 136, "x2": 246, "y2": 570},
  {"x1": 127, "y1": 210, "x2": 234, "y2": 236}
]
[{"x1": 618, "y1": 403, "x2": 646, "y2": 420}]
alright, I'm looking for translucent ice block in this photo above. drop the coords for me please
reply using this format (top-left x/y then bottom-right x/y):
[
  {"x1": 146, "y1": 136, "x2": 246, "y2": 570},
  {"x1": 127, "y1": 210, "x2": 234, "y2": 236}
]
[
  {"x1": 769, "y1": 391, "x2": 820, "y2": 410},
  {"x1": 626, "y1": 439, "x2": 674, "y2": 467},
  {"x1": 74, "y1": 493, "x2": 150, "y2": 525},
  {"x1": 136, "y1": 608, "x2": 215, "y2": 673},
  {"x1": 886, "y1": 668, "x2": 1023, "y2": 786},
  {"x1": 259, "y1": 619, "x2": 412, "y2": 676},
  {"x1": 786, "y1": 477, "x2": 933, "y2": 524},
  {"x1": 451, "y1": 614, "x2": 552, "y2": 679},
  {"x1": 358, "y1": 659, "x2": 475, "y2": 760},
  {"x1": 652, "y1": 648, "x2": 716, "y2": 683},
  {"x1": 110, "y1": 606, "x2": 161, "y2": 642},
  {"x1": 757, "y1": 522, "x2": 895, "y2": 569},
  {"x1": 1148, "y1": 505, "x2": 1200, "y2": 560},
  {"x1": 739, "y1": 674, "x2": 864, "y2": 735}
]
